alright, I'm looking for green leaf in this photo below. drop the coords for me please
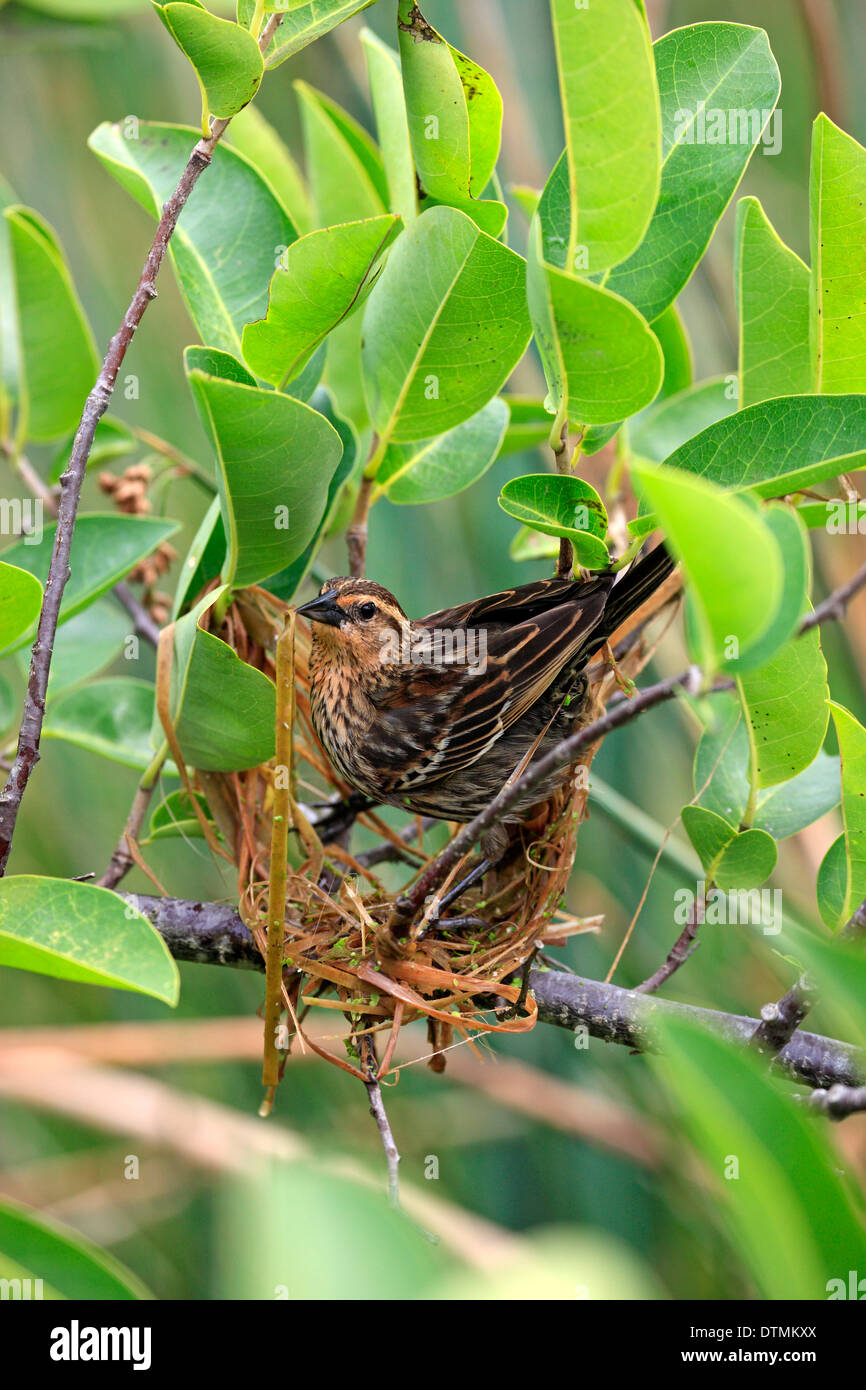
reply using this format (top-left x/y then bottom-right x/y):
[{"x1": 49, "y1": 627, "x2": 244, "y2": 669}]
[
  {"x1": 88, "y1": 121, "x2": 297, "y2": 356},
  {"x1": 810, "y1": 114, "x2": 866, "y2": 392},
  {"x1": 0, "y1": 174, "x2": 21, "y2": 408},
  {"x1": 362, "y1": 205, "x2": 530, "y2": 445},
  {"x1": 263, "y1": 386, "x2": 358, "y2": 601},
  {"x1": 497, "y1": 473, "x2": 610, "y2": 569},
  {"x1": 828, "y1": 703, "x2": 866, "y2": 928},
  {"x1": 817, "y1": 834, "x2": 847, "y2": 931},
  {"x1": 629, "y1": 376, "x2": 737, "y2": 464},
  {"x1": 753, "y1": 753, "x2": 840, "y2": 840},
  {"x1": 376, "y1": 397, "x2": 508, "y2": 505},
  {"x1": 0, "y1": 876, "x2": 179, "y2": 1004},
  {"x1": 631, "y1": 394, "x2": 866, "y2": 538},
  {"x1": 723, "y1": 503, "x2": 809, "y2": 673},
  {"x1": 153, "y1": 2, "x2": 263, "y2": 122},
  {"x1": 242, "y1": 215, "x2": 400, "y2": 388},
  {"x1": 735, "y1": 196, "x2": 811, "y2": 406},
  {"x1": 536, "y1": 150, "x2": 570, "y2": 270},
  {"x1": 1, "y1": 514, "x2": 179, "y2": 650},
  {"x1": 653, "y1": 303, "x2": 692, "y2": 401},
  {"x1": 48, "y1": 415, "x2": 136, "y2": 485},
  {"x1": 225, "y1": 104, "x2": 313, "y2": 235},
  {"x1": 361, "y1": 28, "x2": 417, "y2": 227},
  {"x1": 651, "y1": 1018, "x2": 866, "y2": 1299},
  {"x1": 171, "y1": 495, "x2": 225, "y2": 619},
  {"x1": 43, "y1": 678, "x2": 158, "y2": 769},
  {"x1": 526, "y1": 217, "x2": 663, "y2": 427},
  {"x1": 498, "y1": 397, "x2": 554, "y2": 457},
  {"x1": 550, "y1": 0, "x2": 660, "y2": 273},
  {"x1": 0, "y1": 1197, "x2": 152, "y2": 1301},
  {"x1": 145, "y1": 788, "x2": 215, "y2": 842},
  {"x1": 245, "y1": 0, "x2": 378, "y2": 68},
  {"x1": 606, "y1": 24, "x2": 782, "y2": 322},
  {"x1": 294, "y1": 82, "x2": 387, "y2": 428},
  {"x1": 295, "y1": 81, "x2": 387, "y2": 225},
  {"x1": 801, "y1": 497, "x2": 866, "y2": 531},
  {"x1": 508, "y1": 527, "x2": 560, "y2": 564},
  {"x1": 632, "y1": 462, "x2": 783, "y2": 670},
  {"x1": 396, "y1": 0, "x2": 503, "y2": 227},
  {"x1": 185, "y1": 348, "x2": 343, "y2": 589},
  {"x1": 681, "y1": 806, "x2": 777, "y2": 889},
  {"x1": 3, "y1": 206, "x2": 98, "y2": 441},
  {"x1": 695, "y1": 708, "x2": 841, "y2": 838},
  {"x1": 161, "y1": 586, "x2": 275, "y2": 771},
  {"x1": 509, "y1": 184, "x2": 540, "y2": 224},
  {"x1": 737, "y1": 625, "x2": 829, "y2": 792},
  {"x1": 0, "y1": 560, "x2": 43, "y2": 656}
]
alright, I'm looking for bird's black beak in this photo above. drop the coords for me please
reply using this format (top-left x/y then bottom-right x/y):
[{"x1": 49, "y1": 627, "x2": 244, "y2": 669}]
[{"x1": 295, "y1": 590, "x2": 344, "y2": 628}]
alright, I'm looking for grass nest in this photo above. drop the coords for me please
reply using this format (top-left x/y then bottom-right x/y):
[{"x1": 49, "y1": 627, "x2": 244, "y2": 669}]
[{"x1": 156, "y1": 576, "x2": 677, "y2": 1089}]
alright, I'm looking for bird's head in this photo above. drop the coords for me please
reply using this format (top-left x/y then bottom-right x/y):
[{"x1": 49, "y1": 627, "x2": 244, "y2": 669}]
[{"x1": 296, "y1": 577, "x2": 410, "y2": 668}]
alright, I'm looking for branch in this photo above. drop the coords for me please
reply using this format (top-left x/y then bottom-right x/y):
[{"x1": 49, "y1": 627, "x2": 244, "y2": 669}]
[
  {"x1": 125, "y1": 893, "x2": 865, "y2": 1094},
  {"x1": 0, "y1": 12, "x2": 283, "y2": 876},
  {"x1": 806, "y1": 1084, "x2": 866, "y2": 1119},
  {"x1": 751, "y1": 973, "x2": 818, "y2": 1055},
  {"x1": 112, "y1": 581, "x2": 162, "y2": 650},
  {"x1": 799, "y1": 558, "x2": 866, "y2": 634},
  {"x1": 388, "y1": 666, "x2": 704, "y2": 931}
]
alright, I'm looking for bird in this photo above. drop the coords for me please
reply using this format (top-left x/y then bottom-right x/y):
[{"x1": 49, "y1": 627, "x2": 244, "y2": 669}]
[{"x1": 296, "y1": 545, "x2": 675, "y2": 847}]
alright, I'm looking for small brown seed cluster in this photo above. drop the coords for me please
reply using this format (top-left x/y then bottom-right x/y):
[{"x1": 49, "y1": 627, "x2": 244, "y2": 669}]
[
  {"x1": 99, "y1": 463, "x2": 176, "y2": 613},
  {"x1": 99, "y1": 463, "x2": 153, "y2": 514}
]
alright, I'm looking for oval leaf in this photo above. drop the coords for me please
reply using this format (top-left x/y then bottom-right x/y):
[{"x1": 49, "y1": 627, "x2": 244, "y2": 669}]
[
  {"x1": 0, "y1": 876, "x2": 179, "y2": 1004},
  {"x1": 362, "y1": 205, "x2": 531, "y2": 445}
]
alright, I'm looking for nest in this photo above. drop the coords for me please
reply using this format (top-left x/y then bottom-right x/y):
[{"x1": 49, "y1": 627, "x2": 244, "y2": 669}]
[{"x1": 155, "y1": 576, "x2": 676, "y2": 1088}]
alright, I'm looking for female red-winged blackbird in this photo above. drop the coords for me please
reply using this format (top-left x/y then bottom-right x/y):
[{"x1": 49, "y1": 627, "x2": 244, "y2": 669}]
[{"x1": 297, "y1": 545, "x2": 675, "y2": 829}]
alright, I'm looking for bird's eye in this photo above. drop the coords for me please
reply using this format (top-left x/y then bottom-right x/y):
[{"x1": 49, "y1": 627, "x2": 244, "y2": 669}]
[{"x1": 358, "y1": 601, "x2": 377, "y2": 621}]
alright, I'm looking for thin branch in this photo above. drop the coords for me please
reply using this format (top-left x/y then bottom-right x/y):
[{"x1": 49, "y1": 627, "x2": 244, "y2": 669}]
[
  {"x1": 532, "y1": 966, "x2": 864, "y2": 1092},
  {"x1": 751, "y1": 973, "x2": 817, "y2": 1055},
  {"x1": 552, "y1": 419, "x2": 574, "y2": 579},
  {"x1": 806, "y1": 1084, "x2": 866, "y2": 1119},
  {"x1": 636, "y1": 881, "x2": 708, "y2": 994},
  {"x1": 388, "y1": 666, "x2": 705, "y2": 932},
  {"x1": 0, "y1": 11, "x2": 283, "y2": 877},
  {"x1": 112, "y1": 581, "x2": 162, "y2": 650},
  {"x1": 346, "y1": 474, "x2": 373, "y2": 579},
  {"x1": 365, "y1": 1077, "x2": 401, "y2": 1206},
  {"x1": 99, "y1": 747, "x2": 166, "y2": 890},
  {"x1": 359, "y1": 1035, "x2": 400, "y2": 1207},
  {"x1": 120, "y1": 892, "x2": 866, "y2": 1094},
  {"x1": 799, "y1": 558, "x2": 866, "y2": 634}
]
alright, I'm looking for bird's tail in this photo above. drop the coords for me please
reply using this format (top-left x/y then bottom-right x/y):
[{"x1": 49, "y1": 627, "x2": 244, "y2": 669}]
[{"x1": 588, "y1": 543, "x2": 677, "y2": 655}]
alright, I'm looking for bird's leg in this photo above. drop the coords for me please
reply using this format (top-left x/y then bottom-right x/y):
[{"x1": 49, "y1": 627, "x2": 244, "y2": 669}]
[
  {"x1": 428, "y1": 857, "x2": 493, "y2": 918},
  {"x1": 419, "y1": 825, "x2": 509, "y2": 935},
  {"x1": 500, "y1": 944, "x2": 540, "y2": 1020},
  {"x1": 307, "y1": 791, "x2": 376, "y2": 844},
  {"x1": 603, "y1": 639, "x2": 635, "y2": 695}
]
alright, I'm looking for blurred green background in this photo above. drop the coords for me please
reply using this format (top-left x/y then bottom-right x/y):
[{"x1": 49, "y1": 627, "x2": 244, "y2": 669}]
[{"x1": 1, "y1": 0, "x2": 866, "y2": 1300}]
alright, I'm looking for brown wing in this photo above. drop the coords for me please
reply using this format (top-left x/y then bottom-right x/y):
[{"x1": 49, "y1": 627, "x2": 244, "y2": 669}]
[
  {"x1": 371, "y1": 587, "x2": 611, "y2": 794},
  {"x1": 420, "y1": 575, "x2": 613, "y2": 632}
]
